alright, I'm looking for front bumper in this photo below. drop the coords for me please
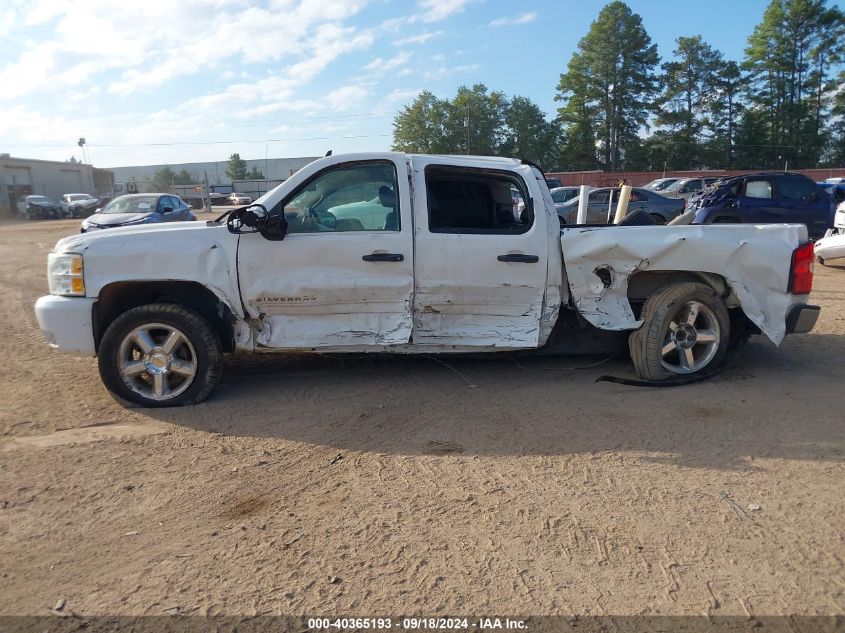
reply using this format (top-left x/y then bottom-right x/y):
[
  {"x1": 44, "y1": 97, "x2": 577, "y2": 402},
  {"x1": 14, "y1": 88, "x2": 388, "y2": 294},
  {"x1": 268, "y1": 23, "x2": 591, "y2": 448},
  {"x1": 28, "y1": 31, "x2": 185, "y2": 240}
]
[
  {"x1": 34, "y1": 295, "x2": 97, "y2": 355},
  {"x1": 785, "y1": 304, "x2": 820, "y2": 335}
]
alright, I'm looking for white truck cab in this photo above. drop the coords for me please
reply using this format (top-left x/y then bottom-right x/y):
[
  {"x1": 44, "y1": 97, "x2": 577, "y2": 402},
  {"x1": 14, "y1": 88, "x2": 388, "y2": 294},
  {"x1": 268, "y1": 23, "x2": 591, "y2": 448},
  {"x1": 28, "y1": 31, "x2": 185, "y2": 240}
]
[{"x1": 35, "y1": 152, "x2": 819, "y2": 407}]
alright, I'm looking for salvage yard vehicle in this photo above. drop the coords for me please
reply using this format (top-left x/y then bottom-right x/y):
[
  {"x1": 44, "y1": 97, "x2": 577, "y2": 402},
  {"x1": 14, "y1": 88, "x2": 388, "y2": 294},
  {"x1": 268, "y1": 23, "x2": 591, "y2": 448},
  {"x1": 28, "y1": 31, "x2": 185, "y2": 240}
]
[
  {"x1": 815, "y1": 201, "x2": 845, "y2": 265},
  {"x1": 643, "y1": 177, "x2": 681, "y2": 192},
  {"x1": 80, "y1": 194, "x2": 196, "y2": 232},
  {"x1": 228, "y1": 192, "x2": 252, "y2": 205},
  {"x1": 687, "y1": 172, "x2": 832, "y2": 239},
  {"x1": 550, "y1": 186, "x2": 582, "y2": 210},
  {"x1": 35, "y1": 152, "x2": 820, "y2": 407},
  {"x1": 556, "y1": 186, "x2": 685, "y2": 225},
  {"x1": 60, "y1": 193, "x2": 99, "y2": 218},
  {"x1": 17, "y1": 195, "x2": 61, "y2": 220},
  {"x1": 662, "y1": 176, "x2": 723, "y2": 200}
]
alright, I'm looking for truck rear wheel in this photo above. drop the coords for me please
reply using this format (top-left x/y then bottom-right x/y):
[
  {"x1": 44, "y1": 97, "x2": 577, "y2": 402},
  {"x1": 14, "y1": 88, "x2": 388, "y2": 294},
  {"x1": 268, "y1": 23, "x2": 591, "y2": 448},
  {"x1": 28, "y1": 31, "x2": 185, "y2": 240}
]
[
  {"x1": 98, "y1": 303, "x2": 222, "y2": 407},
  {"x1": 629, "y1": 282, "x2": 730, "y2": 381}
]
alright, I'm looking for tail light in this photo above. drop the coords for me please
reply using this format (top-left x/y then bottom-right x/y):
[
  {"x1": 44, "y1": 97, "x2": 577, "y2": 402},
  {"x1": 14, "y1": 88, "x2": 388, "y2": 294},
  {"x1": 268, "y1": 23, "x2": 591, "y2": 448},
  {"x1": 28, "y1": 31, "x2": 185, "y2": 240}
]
[{"x1": 788, "y1": 242, "x2": 815, "y2": 295}]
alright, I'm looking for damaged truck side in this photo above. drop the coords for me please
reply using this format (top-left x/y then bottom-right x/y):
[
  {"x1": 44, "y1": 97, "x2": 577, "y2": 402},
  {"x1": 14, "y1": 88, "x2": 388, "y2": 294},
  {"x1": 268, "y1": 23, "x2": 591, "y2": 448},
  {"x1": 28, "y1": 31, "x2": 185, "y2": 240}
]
[{"x1": 35, "y1": 153, "x2": 820, "y2": 407}]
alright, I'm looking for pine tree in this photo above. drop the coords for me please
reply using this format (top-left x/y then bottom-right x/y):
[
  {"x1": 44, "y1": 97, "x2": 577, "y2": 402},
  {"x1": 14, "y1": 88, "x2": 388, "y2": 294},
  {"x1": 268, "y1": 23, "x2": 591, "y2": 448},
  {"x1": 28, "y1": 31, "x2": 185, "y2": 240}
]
[
  {"x1": 226, "y1": 154, "x2": 249, "y2": 181},
  {"x1": 742, "y1": 0, "x2": 844, "y2": 168},
  {"x1": 656, "y1": 36, "x2": 724, "y2": 169},
  {"x1": 555, "y1": 1, "x2": 659, "y2": 171}
]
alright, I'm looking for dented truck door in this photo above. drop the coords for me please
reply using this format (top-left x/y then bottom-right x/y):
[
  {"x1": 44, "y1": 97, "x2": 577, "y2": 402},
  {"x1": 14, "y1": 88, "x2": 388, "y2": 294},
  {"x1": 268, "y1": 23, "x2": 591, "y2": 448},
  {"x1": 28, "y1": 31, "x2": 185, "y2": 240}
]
[
  {"x1": 237, "y1": 155, "x2": 414, "y2": 349},
  {"x1": 409, "y1": 156, "x2": 549, "y2": 348}
]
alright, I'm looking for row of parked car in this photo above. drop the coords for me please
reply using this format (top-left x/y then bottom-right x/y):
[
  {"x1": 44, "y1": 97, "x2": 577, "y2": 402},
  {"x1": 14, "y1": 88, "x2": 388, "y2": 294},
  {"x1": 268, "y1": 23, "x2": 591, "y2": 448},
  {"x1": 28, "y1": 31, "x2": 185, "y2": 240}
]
[
  {"x1": 548, "y1": 172, "x2": 843, "y2": 240},
  {"x1": 15, "y1": 191, "x2": 253, "y2": 221},
  {"x1": 16, "y1": 193, "x2": 104, "y2": 220}
]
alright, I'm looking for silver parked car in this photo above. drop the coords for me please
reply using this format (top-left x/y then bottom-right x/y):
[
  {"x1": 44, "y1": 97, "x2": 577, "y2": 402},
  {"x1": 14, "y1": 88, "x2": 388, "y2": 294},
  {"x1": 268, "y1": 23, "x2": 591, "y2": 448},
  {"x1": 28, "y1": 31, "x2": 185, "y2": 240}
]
[
  {"x1": 642, "y1": 177, "x2": 681, "y2": 192},
  {"x1": 556, "y1": 187, "x2": 686, "y2": 225},
  {"x1": 661, "y1": 177, "x2": 723, "y2": 200},
  {"x1": 60, "y1": 193, "x2": 99, "y2": 218}
]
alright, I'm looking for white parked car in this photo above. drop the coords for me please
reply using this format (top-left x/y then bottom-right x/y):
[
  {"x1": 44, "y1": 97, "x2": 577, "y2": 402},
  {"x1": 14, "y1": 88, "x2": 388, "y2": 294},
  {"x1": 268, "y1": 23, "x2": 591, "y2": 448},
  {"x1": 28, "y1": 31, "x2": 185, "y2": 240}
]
[
  {"x1": 34, "y1": 152, "x2": 819, "y2": 407},
  {"x1": 228, "y1": 192, "x2": 251, "y2": 205},
  {"x1": 815, "y1": 201, "x2": 845, "y2": 265},
  {"x1": 60, "y1": 193, "x2": 100, "y2": 218}
]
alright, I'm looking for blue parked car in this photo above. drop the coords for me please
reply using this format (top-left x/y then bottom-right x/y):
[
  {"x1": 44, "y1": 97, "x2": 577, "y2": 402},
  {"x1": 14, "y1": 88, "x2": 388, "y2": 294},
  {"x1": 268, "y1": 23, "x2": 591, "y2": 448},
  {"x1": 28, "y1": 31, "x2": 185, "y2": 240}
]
[
  {"x1": 81, "y1": 194, "x2": 196, "y2": 233},
  {"x1": 687, "y1": 172, "x2": 832, "y2": 239}
]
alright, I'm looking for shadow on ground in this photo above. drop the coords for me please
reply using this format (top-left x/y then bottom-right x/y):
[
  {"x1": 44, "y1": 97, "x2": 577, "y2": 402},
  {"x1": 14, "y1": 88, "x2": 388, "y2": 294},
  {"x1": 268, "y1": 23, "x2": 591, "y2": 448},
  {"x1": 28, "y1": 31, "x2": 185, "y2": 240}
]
[{"x1": 143, "y1": 333, "x2": 845, "y2": 470}]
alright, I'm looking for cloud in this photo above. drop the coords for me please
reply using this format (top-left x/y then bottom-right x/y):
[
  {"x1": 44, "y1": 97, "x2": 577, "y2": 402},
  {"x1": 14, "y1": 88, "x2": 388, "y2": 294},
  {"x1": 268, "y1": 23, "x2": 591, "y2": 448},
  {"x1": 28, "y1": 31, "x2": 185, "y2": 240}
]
[
  {"x1": 386, "y1": 88, "x2": 423, "y2": 103},
  {"x1": 417, "y1": 0, "x2": 473, "y2": 22},
  {"x1": 422, "y1": 63, "x2": 479, "y2": 80},
  {"x1": 0, "y1": 0, "x2": 374, "y2": 98},
  {"x1": 364, "y1": 51, "x2": 413, "y2": 73},
  {"x1": 488, "y1": 12, "x2": 537, "y2": 27},
  {"x1": 392, "y1": 31, "x2": 442, "y2": 46}
]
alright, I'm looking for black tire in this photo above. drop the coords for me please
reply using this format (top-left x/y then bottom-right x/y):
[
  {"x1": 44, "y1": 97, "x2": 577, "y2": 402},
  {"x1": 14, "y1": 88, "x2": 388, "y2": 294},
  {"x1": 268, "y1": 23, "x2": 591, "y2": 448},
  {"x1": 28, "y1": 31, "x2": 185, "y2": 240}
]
[
  {"x1": 650, "y1": 213, "x2": 666, "y2": 225},
  {"x1": 98, "y1": 303, "x2": 222, "y2": 407},
  {"x1": 629, "y1": 282, "x2": 730, "y2": 381}
]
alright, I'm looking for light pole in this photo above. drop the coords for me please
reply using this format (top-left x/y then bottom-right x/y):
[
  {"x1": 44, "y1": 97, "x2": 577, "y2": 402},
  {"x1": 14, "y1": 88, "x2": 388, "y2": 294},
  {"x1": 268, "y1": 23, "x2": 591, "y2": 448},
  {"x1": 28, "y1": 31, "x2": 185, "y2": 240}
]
[{"x1": 78, "y1": 137, "x2": 87, "y2": 164}]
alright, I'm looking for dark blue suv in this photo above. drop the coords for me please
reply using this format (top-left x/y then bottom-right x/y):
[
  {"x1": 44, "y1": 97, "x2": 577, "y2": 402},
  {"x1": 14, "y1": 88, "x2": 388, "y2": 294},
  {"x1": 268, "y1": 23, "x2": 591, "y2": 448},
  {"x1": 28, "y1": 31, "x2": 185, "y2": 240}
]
[{"x1": 687, "y1": 173, "x2": 832, "y2": 239}]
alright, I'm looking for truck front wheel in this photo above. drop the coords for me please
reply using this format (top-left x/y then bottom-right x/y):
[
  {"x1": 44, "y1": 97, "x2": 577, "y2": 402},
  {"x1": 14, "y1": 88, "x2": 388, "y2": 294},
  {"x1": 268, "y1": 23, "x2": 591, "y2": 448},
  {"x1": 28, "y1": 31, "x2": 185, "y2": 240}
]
[
  {"x1": 98, "y1": 303, "x2": 222, "y2": 407},
  {"x1": 629, "y1": 282, "x2": 730, "y2": 381}
]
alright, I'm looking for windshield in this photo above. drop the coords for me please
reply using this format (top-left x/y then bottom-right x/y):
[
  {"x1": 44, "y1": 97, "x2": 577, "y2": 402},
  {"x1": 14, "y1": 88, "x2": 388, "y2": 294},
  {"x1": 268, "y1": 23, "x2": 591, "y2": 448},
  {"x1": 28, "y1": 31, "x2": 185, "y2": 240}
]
[
  {"x1": 69, "y1": 194, "x2": 92, "y2": 201},
  {"x1": 101, "y1": 196, "x2": 158, "y2": 214},
  {"x1": 652, "y1": 179, "x2": 677, "y2": 191}
]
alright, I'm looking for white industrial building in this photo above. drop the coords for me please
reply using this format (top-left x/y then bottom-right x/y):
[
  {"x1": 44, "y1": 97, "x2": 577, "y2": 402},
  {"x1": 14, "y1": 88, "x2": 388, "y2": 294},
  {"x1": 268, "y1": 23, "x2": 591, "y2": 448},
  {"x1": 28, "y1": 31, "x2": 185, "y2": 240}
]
[
  {"x1": 1, "y1": 154, "x2": 114, "y2": 216},
  {"x1": 107, "y1": 156, "x2": 320, "y2": 187}
]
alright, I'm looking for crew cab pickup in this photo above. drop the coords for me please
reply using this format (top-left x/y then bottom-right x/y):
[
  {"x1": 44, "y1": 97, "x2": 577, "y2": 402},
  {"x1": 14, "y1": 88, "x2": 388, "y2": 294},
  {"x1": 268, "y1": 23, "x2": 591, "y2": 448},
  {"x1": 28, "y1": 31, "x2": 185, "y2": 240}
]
[{"x1": 34, "y1": 153, "x2": 820, "y2": 407}]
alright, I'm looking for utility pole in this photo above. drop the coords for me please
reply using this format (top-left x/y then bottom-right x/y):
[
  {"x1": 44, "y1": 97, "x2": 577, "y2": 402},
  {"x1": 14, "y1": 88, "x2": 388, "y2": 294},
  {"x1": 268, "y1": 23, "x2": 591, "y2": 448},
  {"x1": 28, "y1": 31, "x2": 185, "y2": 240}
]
[{"x1": 204, "y1": 171, "x2": 211, "y2": 212}]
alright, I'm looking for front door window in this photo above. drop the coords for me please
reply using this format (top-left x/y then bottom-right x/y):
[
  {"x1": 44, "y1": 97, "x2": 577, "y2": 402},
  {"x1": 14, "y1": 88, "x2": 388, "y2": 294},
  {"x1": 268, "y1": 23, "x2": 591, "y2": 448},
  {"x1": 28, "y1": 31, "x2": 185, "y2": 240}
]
[{"x1": 283, "y1": 162, "x2": 399, "y2": 233}]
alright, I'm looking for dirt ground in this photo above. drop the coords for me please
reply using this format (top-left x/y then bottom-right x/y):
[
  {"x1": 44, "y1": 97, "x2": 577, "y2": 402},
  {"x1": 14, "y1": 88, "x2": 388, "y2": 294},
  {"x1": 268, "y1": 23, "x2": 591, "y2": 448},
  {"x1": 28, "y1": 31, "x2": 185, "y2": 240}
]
[{"x1": 0, "y1": 216, "x2": 843, "y2": 618}]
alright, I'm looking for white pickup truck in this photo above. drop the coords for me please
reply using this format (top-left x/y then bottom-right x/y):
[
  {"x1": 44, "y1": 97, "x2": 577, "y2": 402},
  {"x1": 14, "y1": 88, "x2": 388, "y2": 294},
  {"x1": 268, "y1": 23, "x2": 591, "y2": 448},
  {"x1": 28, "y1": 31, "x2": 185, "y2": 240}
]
[{"x1": 35, "y1": 153, "x2": 819, "y2": 407}]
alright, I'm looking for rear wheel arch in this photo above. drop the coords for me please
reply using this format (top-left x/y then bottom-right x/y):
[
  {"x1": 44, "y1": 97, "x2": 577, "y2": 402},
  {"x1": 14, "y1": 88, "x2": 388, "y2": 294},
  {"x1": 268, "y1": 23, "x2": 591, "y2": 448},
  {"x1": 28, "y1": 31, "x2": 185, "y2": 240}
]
[
  {"x1": 94, "y1": 281, "x2": 237, "y2": 354},
  {"x1": 627, "y1": 271, "x2": 729, "y2": 307},
  {"x1": 627, "y1": 271, "x2": 755, "y2": 346}
]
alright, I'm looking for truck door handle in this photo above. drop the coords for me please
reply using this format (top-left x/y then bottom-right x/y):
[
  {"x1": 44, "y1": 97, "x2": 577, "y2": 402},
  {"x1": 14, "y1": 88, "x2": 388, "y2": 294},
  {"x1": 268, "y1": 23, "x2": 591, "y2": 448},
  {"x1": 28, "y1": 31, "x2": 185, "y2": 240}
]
[
  {"x1": 497, "y1": 254, "x2": 539, "y2": 263},
  {"x1": 362, "y1": 253, "x2": 404, "y2": 262}
]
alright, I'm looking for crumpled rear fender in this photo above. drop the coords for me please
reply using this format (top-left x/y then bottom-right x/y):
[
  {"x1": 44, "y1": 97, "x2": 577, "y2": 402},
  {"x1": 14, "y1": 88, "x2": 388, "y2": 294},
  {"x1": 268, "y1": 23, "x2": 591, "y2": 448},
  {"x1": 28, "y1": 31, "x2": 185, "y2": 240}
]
[{"x1": 560, "y1": 224, "x2": 808, "y2": 345}]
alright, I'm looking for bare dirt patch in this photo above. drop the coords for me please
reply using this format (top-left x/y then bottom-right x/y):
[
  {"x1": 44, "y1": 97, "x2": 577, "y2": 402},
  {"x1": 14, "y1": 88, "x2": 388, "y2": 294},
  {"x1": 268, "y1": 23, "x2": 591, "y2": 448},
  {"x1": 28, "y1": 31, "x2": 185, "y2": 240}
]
[{"x1": 0, "y1": 218, "x2": 842, "y2": 617}]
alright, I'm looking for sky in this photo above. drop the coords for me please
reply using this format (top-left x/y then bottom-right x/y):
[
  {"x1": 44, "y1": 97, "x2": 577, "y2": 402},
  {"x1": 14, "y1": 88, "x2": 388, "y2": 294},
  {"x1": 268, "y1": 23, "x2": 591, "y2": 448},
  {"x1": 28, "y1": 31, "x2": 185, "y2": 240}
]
[{"x1": 0, "y1": 0, "x2": 775, "y2": 168}]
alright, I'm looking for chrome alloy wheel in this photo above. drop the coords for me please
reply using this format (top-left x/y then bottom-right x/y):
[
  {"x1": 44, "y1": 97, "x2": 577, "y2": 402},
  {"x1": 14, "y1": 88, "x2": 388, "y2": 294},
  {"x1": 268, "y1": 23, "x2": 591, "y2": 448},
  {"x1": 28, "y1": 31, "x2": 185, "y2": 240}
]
[
  {"x1": 116, "y1": 323, "x2": 197, "y2": 401},
  {"x1": 660, "y1": 300, "x2": 721, "y2": 374}
]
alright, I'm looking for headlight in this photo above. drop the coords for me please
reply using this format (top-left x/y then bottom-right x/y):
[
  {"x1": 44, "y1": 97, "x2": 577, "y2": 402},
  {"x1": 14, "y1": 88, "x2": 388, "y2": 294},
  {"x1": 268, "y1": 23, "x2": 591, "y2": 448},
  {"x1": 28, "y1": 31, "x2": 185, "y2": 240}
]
[{"x1": 48, "y1": 253, "x2": 85, "y2": 296}]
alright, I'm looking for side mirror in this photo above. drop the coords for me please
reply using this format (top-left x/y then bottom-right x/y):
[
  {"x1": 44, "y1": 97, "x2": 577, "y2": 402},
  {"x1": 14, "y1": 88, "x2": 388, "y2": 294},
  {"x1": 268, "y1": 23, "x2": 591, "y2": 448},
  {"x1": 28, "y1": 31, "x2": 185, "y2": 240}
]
[{"x1": 226, "y1": 205, "x2": 287, "y2": 241}]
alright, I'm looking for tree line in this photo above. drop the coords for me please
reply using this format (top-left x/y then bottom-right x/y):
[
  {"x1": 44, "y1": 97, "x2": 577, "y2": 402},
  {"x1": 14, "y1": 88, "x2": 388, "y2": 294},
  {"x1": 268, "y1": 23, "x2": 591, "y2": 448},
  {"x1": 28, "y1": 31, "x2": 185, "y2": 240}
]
[
  {"x1": 392, "y1": 0, "x2": 845, "y2": 172},
  {"x1": 147, "y1": 154, "x2": 265, "y2": 191}
]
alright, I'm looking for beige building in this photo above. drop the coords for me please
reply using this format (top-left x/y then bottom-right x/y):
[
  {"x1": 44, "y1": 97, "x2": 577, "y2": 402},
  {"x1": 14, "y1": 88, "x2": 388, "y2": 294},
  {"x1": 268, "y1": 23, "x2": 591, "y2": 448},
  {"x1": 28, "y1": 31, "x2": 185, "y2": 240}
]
[{"x1": 0, "y1": 154, "x2": 114, "y2": 216}]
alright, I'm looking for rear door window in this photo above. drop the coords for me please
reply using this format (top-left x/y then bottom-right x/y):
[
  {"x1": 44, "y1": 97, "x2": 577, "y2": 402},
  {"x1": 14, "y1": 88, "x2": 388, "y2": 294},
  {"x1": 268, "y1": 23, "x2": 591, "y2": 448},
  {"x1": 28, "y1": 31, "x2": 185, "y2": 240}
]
[
  {"x1": 589, "y1": 191, "x2": 609, "y2": 205},
  {"x1": 744, "y1": 180, "x2": 773, "y2": 199},
  {"x1": 779, "y1": 176, "x2": 818, "y2": 202},
  {"x1": 425, "y1": 166, "x2": 533, "y2": 234}
]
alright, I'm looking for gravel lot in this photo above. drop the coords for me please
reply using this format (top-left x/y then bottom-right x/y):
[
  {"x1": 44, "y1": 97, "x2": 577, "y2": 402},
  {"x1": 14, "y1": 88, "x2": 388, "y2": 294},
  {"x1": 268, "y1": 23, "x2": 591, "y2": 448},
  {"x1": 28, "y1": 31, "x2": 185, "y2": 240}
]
[{"x1": 1, "y1": 216, "x2": 843, "y2": 617}]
